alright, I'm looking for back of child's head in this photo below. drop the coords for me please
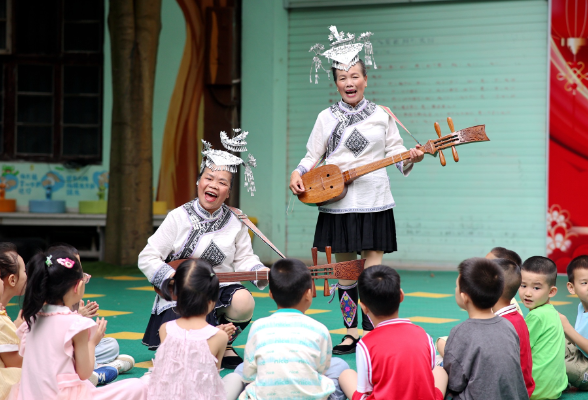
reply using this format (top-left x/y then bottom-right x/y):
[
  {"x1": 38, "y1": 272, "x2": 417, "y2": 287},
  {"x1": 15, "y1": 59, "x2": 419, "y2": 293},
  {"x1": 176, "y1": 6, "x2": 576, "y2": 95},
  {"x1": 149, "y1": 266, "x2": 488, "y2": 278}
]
[
  {"x1": 358, "y1": 265, "x2": 401, "y2": 317},
  {"x1": 521, "y1": 256, "x2": 557, "y2": 287},
  {"x1": 491, "y1": 258, "x2": 521, "y2": 301},
  {"x1": 0, "y1": 242, "x2": 19, "y2": 281},
  {"x1": 458, "y1": 257, "x2": 504, "y2": 309},
  {"x1": 160, "y1": 258, "x2": 219, "y2": 318},
  {"x1": 47, "y1": 243, "x2": 80, "y2": 257},
  {"x1": 22, "y1": 246, "x2": 83, "y2": 329},
  {"x1": 567, "y1": 255, "x2": 588, "y2": 283},
  {"x1": 269, "y1": 258, "x2": 312, "y2": 308},
  {"x1": 490, "y1": 247, "x2": 522, "y2": 266}
]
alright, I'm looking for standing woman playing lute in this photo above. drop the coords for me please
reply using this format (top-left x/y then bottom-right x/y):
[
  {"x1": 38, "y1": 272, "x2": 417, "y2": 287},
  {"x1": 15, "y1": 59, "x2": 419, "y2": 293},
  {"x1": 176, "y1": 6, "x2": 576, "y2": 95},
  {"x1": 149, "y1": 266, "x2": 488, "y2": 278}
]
[{"x1": 289, "y1": 26, "x2": 424, "y2": 355}]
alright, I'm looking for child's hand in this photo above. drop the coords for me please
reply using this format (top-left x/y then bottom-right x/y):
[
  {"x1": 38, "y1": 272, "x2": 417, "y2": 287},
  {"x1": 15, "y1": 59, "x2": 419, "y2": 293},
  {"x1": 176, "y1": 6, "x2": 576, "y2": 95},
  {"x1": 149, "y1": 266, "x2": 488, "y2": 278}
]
[
  {"x1": 90, "y1": 317, "x2": 108, "y2": 346},
  {"x1": 78, "y1": 300, "x2": 99, "y2": 318},
  {"x1": 255, "y1": 267, "x2": 270, "y2": 288},
  {"x1": 436, "y1": 337, "x2": 447, "y2": 358},
  {"x1": 14, "y1": 310, "x2": 24, "y2": 329},
  {"x1": 217, "y1": 323, "x2": 236, "y2": 338}
]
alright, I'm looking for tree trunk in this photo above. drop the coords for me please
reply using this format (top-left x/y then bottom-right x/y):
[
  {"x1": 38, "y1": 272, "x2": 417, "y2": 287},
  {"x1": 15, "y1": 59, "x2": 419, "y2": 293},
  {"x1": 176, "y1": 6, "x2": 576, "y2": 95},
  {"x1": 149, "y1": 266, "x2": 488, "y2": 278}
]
[{"x1": 105, "y1": 0, "x2": 162, "y2": 265}]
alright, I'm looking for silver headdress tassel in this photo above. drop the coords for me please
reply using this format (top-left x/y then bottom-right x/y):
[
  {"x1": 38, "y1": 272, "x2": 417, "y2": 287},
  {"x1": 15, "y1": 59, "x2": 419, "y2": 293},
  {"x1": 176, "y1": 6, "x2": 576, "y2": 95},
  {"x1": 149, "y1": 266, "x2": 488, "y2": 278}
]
[
  {"x1": 359, "y1": 32, "x2": 377, "y2": 69},
  {"x1": 309, "y1": 25, "x2": 377, "y2": 84},
  {"x1": 309, "y1": 44, "x2": 330, "y2": 84},
  {"x1": 200, "y1": 129, "x2": 257, "y2": 196}
]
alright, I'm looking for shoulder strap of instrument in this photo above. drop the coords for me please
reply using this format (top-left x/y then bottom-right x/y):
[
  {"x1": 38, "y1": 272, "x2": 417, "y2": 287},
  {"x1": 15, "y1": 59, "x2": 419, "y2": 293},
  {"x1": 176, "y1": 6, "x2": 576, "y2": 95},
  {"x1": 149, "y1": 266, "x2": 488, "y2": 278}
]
[
  {"x1": 228, "y1": 206, "x2": 286, "y2": 259},
  {"x1": 378, "y1": 105, "x2": 421, "y2": 145}
]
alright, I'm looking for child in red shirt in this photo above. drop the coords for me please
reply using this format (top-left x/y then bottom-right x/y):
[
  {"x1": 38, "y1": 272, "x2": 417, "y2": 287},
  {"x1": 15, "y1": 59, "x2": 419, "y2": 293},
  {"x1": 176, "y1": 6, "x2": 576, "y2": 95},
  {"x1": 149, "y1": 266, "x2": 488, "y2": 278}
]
[
  {"x1": 491, "y1": 258, "x2": 535, "y2": 398},
  {"x1": 338, "y1": 265, "x2": 447, "y2": 400}
]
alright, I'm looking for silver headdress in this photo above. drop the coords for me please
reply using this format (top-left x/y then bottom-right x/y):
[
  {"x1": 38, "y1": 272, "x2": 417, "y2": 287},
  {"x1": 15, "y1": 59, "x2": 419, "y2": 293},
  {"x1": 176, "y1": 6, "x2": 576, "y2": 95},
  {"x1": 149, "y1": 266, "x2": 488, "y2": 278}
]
[
  {"x1": 309, "y1": 25, "x2": 377, "y2": 84},
  {"x1": 201, "y1": 128, "x2": 257, "y2": 196}
]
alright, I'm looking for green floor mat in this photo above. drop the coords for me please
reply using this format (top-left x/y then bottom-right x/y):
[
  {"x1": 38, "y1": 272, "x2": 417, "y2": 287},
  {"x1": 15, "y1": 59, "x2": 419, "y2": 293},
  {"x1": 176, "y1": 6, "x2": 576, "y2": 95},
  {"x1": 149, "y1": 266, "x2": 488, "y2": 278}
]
[{"x1": 6, "y1": 267, "x2": 588, "y2": 399}]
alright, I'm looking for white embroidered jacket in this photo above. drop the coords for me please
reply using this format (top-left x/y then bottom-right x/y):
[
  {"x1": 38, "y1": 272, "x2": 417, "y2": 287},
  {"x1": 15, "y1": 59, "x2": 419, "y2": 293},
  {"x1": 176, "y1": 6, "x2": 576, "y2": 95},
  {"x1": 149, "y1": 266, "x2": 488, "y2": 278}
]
[
  {"x1": 296, "y1": 98, "x2": 413, "y2": 214},
  {"x1": 138, "y1": 199, "x2": 265, "y2": 314}
]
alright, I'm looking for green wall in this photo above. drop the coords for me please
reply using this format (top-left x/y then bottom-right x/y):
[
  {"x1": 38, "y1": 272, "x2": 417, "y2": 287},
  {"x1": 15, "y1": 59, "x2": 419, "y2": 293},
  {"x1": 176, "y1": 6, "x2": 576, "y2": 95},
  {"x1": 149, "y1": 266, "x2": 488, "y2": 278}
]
[
  {"x1": 242, "y1": 0, "x2": 549, "y2": 267},
  {"x1": 240, "y1": 0, "x2": 289, "y2": 263},
  {"x1": 2, "y1": 1, "x2": 185, "y2": 209}
]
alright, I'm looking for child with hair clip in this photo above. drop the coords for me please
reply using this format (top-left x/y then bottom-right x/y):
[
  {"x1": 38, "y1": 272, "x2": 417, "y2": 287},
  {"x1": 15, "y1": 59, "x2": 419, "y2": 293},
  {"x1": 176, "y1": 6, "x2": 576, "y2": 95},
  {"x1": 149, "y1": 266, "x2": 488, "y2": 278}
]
[
  {"x1": 147, "y1": 259, "x2": 230, "y2": 400},
  {"x1": 8, "y1": 246, "x2": 147, "y2": 400},
  {"x1": 0, "y1": 243, "x2": 26, "y2": 400},
  {"x1": 46, "y1": 243, "x2": 135, "y2": 386}
]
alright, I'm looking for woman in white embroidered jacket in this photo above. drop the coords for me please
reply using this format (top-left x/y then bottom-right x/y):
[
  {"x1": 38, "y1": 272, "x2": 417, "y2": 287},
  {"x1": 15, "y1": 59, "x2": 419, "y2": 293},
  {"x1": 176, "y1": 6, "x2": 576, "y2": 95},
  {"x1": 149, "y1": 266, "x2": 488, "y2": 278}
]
[
  {"x1": 289, "y1": 27, "x2": 424, "y2": 355},
  {"x1": 139, "y1": 131, "x2": 267, "y2": 369}
]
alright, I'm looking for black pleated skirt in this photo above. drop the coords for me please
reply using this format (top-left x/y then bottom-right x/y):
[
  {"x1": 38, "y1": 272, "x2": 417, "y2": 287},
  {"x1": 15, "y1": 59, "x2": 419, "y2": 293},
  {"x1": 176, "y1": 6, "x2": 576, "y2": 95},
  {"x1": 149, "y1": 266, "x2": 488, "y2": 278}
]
[
  {"x1": 142, "y1": 283, "x2": 247, "y2": 350},
  {"x1": 313, "y1": 209, "x2": 397, "y2": 254}
]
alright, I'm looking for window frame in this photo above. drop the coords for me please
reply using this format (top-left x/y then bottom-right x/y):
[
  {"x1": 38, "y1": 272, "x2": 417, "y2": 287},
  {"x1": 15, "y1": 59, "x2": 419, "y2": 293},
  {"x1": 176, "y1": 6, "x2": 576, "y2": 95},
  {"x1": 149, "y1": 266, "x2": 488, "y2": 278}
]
[
  {"x1": 0, "y1": 0, "x2": 104, "y2": 164},
  {"x1": 0, "y1": 0, "x2": 12, "y2": 55}
]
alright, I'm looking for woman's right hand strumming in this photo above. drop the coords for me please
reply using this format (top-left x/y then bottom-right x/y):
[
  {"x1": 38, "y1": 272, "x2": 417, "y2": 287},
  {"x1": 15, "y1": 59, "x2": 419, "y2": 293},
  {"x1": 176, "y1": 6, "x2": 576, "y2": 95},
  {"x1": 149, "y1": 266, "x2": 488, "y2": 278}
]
[{"x1": 289, "y1": 171, "x2": 305, "y2": 195}]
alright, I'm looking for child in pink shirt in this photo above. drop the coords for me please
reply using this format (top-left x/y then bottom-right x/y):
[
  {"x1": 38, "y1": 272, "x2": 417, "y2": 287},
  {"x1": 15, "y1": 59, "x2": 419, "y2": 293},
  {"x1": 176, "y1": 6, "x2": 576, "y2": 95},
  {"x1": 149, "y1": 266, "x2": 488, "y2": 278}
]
[{"x1": 8, "y1": 246, "x2": 147, "y2": 400}]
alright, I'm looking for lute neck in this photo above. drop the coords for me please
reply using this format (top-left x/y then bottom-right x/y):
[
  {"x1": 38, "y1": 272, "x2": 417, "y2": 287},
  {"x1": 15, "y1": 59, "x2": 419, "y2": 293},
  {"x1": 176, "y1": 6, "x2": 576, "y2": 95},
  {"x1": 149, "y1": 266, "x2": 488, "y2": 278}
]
[{"x1": 342, "y1": 150, "x2": 412, "y2": 183}]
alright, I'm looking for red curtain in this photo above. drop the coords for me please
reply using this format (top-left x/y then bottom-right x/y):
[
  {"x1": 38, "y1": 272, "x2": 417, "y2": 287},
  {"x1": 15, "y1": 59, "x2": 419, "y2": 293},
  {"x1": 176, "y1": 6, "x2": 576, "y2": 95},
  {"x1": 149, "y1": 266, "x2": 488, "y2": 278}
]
[{"x1": 548, "y1": 0, "x2": 588, "y2": 272}]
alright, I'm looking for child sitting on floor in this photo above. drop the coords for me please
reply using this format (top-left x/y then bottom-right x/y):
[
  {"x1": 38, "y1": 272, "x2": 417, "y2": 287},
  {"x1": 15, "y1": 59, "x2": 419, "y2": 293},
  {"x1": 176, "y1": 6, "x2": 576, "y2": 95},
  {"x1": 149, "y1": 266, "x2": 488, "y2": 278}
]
[
  {"x1": 559, "y1": 255, "x2": 588, "y2": 391},
  {"x1": 0, "y1": 243, "x2": 25, "y2": 400},
  {"x1": 147, "y1": 259, "x2": 230, "y2": 400},
  {"x1": 337, "y1": 265, "x2": 448, "y2": 400},
  {"x1": 9, "y1": 246, "x2": 147, "y2": 400},
  {"x1": 443, "y1": 258, "x2": 528, "y2": 399},
  {"x1": 437, "y1": 245, "x2": 526, "y2": 355},
  {"x1": 46, "y1": 244, "x2": 134, "y2": 386},
  {"x1": 225, "y1": 258, "x2": 349, "y2": 400},
  {"x1": 486, "y1": 246, "x2": 524, "y2": 315},
  {"x1": 492, "y1": 258, "x2": 535, "y2": 398},
  {"x1": 520, "y1": 256, "x2": 567, "y2": 399}
]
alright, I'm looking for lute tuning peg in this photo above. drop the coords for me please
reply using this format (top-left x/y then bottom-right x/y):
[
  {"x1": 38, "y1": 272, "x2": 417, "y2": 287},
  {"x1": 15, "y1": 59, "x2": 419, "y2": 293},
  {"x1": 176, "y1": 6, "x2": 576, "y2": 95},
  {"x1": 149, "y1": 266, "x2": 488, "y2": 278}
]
[
  {"x1": 447, "y1": 117, "x2": 460, "y2": 162},
  {"x1": 433, "y1": 122, "x2": 447, "y2": 167}
]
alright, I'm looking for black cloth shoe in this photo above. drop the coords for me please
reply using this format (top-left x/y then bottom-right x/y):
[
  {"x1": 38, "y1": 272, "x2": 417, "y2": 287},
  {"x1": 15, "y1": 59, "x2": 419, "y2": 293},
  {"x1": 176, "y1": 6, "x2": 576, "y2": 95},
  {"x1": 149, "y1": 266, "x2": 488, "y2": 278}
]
[
  {"x1": 333, "y1": 334, "x2": 359, "y2": 355},
  {"x1": 221, "y1": 346, "x2": 243, "y2": 369}
]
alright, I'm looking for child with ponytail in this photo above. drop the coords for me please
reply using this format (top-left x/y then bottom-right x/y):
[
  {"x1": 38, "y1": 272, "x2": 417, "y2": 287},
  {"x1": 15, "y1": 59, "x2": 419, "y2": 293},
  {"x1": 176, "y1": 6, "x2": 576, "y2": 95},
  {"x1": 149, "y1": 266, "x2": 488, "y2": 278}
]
[
  {"x1": 8, "y1": 246, "x2": 147, "y2": 400},
  {"x1": 0, "y1": 243, "x2": 26, "y2": 400},
  {"x1": 147, "y1": 259, "x2": 229, "y2": 400}
]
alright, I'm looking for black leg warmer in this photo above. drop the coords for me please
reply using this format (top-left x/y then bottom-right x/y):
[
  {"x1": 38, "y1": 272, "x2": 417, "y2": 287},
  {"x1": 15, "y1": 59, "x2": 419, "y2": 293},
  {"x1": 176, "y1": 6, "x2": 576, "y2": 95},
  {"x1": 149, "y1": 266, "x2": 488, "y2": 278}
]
[{"x1": 338, "y1": 282, "x2": 359, "y2": 329}]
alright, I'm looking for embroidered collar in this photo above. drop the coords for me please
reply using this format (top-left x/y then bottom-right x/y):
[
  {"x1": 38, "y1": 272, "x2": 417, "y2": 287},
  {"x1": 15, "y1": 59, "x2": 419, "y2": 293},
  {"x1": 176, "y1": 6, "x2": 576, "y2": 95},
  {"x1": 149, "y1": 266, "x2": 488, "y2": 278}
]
[
  {"x1": 339, "y1": 97, "x2": 366, "y2": 113},
  {"x1": 375, "y1": 317, "x2": 411, "y2": 328},
  {"x1": 168, "y1": 200, "x2": 233, "y2": 263},
  {"x1": 194, "y1": 199, "x2": 224, "y2": 220},
  {"x1": 326, "y1": 99, "x2": 376, "y2": 158},
  {"x1": 494, "y1": 304, "x2": 518, "y2": 317}
]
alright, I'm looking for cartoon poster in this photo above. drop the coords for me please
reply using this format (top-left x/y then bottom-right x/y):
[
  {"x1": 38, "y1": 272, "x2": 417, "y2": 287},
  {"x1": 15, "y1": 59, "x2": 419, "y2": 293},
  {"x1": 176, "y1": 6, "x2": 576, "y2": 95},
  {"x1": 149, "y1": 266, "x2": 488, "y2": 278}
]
[{"x1": 548, "y1": 0, "x2": 588, "y2": 272}]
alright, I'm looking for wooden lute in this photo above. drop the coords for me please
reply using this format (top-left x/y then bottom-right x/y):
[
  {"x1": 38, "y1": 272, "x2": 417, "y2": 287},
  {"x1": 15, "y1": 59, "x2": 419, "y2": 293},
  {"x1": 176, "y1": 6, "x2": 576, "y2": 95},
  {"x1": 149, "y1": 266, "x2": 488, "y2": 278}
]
[
  {"x1": 153, "y1": 258, "x2": 365, "y2": 297},
  {"x1": 298, "y1": 121, "x2": 489, "y2": 206}
]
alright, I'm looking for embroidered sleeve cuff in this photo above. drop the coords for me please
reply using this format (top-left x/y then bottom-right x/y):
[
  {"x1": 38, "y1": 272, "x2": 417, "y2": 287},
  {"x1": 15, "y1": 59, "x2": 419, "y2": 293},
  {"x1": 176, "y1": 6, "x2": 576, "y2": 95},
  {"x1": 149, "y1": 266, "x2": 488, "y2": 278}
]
[
  {"x1": 250, "y1": 264, "x2": 268, "y2": 290},
  {"x1": 294, "y1": 165, "x2": 308, "y2": 176},
  {"x1": 396, "y1": 161, "x2": 413, "y2": 176},
  {"x1": 151, "y1": 263, "x2": 174, "y2": 289}
]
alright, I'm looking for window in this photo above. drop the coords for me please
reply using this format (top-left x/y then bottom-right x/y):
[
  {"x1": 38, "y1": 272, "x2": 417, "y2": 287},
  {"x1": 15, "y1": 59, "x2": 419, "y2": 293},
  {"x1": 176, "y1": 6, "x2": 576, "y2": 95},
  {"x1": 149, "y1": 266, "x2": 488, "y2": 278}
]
[{"x1": 0, "y1": 0, "x2": 104, "y2": 164}]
